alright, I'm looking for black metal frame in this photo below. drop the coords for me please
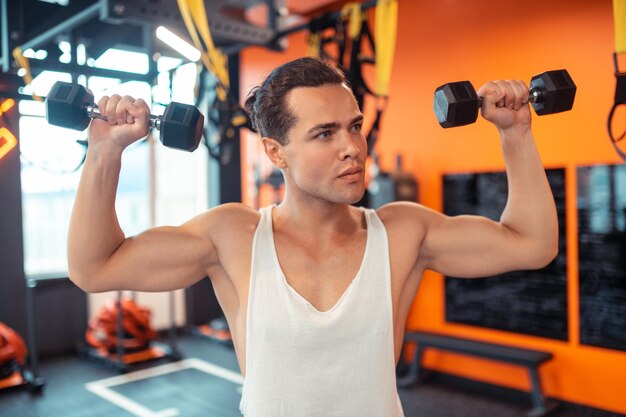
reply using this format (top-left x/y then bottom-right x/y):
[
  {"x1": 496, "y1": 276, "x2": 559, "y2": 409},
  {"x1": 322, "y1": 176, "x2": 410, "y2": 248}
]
[
  {"x1": 0, "y1": 0, "x2": 8, "y2": 73},
  {"x1": 20, "y1": 3, "x2": 100, "y2": 52},
  {"x1": 82, "y1": 290, "x2": 182, "y2": 374},
  {"x1": 2, "y1": 0, "x2": 384, "y2": 376}
]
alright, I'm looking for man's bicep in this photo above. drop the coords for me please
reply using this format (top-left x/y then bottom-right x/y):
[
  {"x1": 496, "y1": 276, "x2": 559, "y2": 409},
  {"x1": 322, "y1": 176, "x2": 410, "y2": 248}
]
[
  {"x1": 91, "y1": 221, "x2": 217, "y2": 293},
  {"x1": 420, "y1": 212, "x2": 536, "y2": 278},
  {"x1": 83, "y1": 205, "x2": 238, "y2": 294}
]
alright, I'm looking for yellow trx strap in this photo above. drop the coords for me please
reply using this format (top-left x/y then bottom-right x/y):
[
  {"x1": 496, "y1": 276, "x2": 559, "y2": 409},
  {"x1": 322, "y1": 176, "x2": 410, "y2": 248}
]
[
  {"x1": 307, "y1": 32, "x2": 322, "y2": 58},
  {"x1": 341, "y1": 2, "x2": 363, "y2": 40},
  {"x1": 11, "y1": 47, "x2": 43, "y2": 102},
  {"x1": 375, "y1": 0, "x2": 397, "y2": 98},
  {"x1": 176, "y1": 0, "x2": 213, "y2": 70},
  {"x1": 614, "y1": 0, "x2": 626, "y2": 54},
  {"x1": 177, "y1": 0, "x2": 229, "y2": 100},
  {"x1": 186, "y1": 0, "x2": 229, "y2": 88}
]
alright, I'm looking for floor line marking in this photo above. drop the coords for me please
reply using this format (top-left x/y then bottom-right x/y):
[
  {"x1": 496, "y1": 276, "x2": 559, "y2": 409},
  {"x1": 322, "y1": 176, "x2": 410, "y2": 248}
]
[
  {"x1": 85, "y1": 359, "x2": 196, "y2": 388},
  {"x1": 86, "y1": 383, "x2": 179, "y2": 417},
  {"x1": 84, "y1": 358, "x2": 243, "y2": 417}
]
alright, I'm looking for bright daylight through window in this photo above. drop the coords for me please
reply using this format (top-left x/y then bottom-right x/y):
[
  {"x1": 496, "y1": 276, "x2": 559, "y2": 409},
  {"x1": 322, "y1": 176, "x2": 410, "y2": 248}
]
[{"x1": 19, "y1": 46, "x2": 203, "y2": 277}]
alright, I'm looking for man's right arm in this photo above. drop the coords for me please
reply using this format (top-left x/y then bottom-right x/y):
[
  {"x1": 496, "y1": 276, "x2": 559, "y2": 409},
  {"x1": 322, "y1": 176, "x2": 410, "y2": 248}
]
[
  {"x1": 67, "y1": 93, "x2": 217, "y2": 293},
  {"x1": 68, "y1": 147, "x2": 220, "y2": 293}
]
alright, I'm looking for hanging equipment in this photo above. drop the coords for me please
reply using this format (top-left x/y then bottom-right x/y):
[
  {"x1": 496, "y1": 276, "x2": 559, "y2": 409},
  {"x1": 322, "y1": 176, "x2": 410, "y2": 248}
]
[
  {"x1": 177, "y1": 0, "x2": 250, "y2": 164},
  {"x1": 608, "y1": 0, "x2": 626, "y2": 161}
]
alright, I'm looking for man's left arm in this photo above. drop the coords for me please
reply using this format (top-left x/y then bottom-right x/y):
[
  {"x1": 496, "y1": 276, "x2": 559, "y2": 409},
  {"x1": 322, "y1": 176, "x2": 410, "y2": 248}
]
[{"x1": 416, "y1": 79, "x2": 559, "y2": 278}]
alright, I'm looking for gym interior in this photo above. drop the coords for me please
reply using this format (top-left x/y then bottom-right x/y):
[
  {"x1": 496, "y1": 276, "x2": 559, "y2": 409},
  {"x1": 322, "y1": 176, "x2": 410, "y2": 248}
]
[{"x1": 1, "y1": 0, "x2": 625, "y2": 416}]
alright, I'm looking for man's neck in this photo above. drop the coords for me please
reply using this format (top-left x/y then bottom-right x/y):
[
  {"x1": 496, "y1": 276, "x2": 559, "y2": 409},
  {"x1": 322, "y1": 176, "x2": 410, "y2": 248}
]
[{"x1": 273, "y1": 196, "x2": 361, "y2": 238}]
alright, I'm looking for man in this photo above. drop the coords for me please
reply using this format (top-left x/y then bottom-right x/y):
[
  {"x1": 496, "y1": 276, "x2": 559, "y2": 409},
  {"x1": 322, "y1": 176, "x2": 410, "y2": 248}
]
[{"x1": 68, "y1": 57, "x2": 558, "y2": 416}]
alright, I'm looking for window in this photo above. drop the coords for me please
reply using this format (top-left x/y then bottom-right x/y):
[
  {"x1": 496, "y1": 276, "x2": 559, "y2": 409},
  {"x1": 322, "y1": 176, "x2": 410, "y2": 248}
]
[{"x1": 20, "y1": 49, "x2": 207, "y2": 278}]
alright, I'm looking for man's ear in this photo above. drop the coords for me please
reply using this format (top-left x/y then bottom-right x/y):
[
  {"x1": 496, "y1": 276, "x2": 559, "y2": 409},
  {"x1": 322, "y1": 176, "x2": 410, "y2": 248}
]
[{"x1": 261, "y1": 137, "x2": 287, "y2": 169}]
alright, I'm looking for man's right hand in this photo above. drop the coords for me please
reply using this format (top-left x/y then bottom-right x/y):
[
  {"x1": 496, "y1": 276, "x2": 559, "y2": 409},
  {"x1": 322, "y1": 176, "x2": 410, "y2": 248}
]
[{"x1": 88, "y1": 95, "x2": 151, "y2": 153}]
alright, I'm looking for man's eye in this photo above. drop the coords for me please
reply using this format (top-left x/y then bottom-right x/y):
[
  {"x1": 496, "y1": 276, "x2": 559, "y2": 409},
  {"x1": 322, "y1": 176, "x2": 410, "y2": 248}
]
[
  {"x1": 351, "y1": 124, "x2": 362, "y2": 132},
  {"x1": 316, "y1": 131, "x2": 331, "y2": 139}
]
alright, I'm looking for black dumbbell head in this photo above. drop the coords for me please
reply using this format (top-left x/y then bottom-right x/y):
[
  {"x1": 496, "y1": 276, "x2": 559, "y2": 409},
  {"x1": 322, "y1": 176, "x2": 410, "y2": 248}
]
[
  {"x1": 434, "y1": 81, "x2": 479, "y2": 128},
  {"x1": 529, "y1": 69, "x2": 576, "y2": 116},
  {"x1": 45, "y1": 81, "x2": 94, "y2": 131},
  {"x1": 161, "y1": 103, "x2": 204, "y2": 151}
]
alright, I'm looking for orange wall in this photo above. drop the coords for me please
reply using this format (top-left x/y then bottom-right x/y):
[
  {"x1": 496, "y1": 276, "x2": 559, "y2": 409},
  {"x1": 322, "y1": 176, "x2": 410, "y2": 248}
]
[{"x1": 239, "y1": 0, "x2": 626, "y2": 413}]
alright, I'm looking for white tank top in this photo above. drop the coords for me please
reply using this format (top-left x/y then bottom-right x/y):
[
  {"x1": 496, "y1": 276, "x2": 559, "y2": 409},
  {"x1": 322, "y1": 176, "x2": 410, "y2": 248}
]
[{"x1": 239, "y1": 206, "x2": 405, "y2": 417}]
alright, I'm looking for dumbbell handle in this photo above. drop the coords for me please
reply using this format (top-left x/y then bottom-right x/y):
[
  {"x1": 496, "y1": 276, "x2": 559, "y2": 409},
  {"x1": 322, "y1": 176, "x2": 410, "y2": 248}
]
[
  {"x1": 84, "y1": 103, "x2": 163, "y2": 130},
  {"x1": 478, "y1": 87, "x2": 543, "y2": 105}
]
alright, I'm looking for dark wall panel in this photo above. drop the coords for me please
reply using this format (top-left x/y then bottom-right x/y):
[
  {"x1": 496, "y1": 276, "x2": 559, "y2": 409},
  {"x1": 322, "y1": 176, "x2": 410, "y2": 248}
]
[
  {"x1": 578, "y1": 164, "x2": 626, "y2": 352},
  {"x1": 29, "y1": 278, "x2": 88, "y2": 357},
  {"x1": 0, "y1": 100, "x2": 27, "y2": 338},
  {"x1": 185, "y1": 278, "x2": 223, "y2": 326},
  {"x1": 443, "y1": 169, "x2": 568, "y2": 340},
  {"x1": 0, "y1": 94, "x2": 87, "y2": 358}
]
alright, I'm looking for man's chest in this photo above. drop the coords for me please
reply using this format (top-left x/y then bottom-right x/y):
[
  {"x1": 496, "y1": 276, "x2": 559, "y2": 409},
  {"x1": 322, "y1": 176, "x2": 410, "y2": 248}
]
[{"x1": 275, "y1": 236, "x2": 366, "y2": 312}]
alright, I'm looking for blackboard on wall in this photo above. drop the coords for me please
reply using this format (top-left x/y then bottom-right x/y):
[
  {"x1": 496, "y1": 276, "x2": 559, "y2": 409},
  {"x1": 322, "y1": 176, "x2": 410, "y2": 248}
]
[
  {"x1": 443, "y1": 169, "x2": 568, "y2": 340},
  {"x1": 578, "y1": 164, "x2": 626, "y2": 352}
]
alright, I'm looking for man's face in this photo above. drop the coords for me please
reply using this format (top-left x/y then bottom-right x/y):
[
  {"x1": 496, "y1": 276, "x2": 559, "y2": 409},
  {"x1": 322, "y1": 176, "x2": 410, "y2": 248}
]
[{"x1": 279, "y1": 83, "x2": 367, "y2": 205}]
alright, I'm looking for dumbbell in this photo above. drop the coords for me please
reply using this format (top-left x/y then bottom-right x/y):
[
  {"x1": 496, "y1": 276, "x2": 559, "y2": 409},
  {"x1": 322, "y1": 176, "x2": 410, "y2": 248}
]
[
  {"x1": 45, "y1": 81, "x2": 204, "y2": 151},
  {"x1": 434, "y1": 69, "x2": 577, "y2": 128}
]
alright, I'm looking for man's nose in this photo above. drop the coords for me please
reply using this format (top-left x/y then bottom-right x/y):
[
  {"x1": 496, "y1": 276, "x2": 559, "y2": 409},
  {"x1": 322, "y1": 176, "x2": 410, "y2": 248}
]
[{"x1": 338, "y1": 130, "x2": 362, "y2": 160}]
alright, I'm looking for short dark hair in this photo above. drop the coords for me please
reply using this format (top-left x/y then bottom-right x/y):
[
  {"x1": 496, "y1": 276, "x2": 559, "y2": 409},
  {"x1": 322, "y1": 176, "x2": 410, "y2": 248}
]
[{"x1": 244, "y1": 57, "x2": 347, "y2": 145}]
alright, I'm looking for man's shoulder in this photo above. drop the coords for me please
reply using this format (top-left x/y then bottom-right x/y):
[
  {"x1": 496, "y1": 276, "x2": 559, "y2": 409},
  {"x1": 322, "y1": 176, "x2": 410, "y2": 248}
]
[
  {"x1": 192, "y1": 203, "x2": 260, "y2": 240},
  {"x1": 211, "y1": 202, "x2": 260, "y2": 220},
  {"x1": 376, "y1": 201, "x2": 427, "y2": 226},
  {"x1": 207, "y1": 203, "x2": 261, "y2": 228},
  {"x1": 374, "y1": 202, "x2": 433, "y2": 274},
  {"x1": 375, "y1": 201, "x2": 439, "y2": 241}
]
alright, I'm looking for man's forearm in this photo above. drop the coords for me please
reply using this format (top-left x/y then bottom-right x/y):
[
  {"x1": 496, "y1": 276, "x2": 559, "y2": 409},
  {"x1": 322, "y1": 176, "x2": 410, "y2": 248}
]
[
  {"x1": 67, "y1": 146, "x2": 126, "y2": 284},
  {"x1": 499, "y1": 129, "x2": 559, "y2": 262}
]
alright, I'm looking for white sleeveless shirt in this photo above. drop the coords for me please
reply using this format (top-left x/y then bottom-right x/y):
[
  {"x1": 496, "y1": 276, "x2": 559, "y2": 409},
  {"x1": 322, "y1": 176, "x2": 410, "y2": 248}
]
[{"x1": 239, "y1": 206, "x2": 405, "y2": 417}]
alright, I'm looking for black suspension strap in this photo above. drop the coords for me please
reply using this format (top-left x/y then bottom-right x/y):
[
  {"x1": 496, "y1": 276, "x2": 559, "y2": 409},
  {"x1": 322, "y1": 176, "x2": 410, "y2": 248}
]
[
  {"x1": 608, "y1": 0, "x2": 626, "y2": 161},
  {"x1": 607, "y1": 53, "x2": 626, "y2": 160}
]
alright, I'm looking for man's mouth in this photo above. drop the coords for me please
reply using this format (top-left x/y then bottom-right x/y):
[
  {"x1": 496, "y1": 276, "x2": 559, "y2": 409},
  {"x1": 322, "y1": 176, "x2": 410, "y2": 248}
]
[{"x1": 338, "y1": 167, "x2": 363, "y2": 181}]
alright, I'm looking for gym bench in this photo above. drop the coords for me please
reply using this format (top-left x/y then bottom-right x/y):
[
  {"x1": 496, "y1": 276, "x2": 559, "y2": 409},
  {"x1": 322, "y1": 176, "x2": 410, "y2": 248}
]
[{"x1": 398, "y1": 331, "x2": 559, "y2": 417}]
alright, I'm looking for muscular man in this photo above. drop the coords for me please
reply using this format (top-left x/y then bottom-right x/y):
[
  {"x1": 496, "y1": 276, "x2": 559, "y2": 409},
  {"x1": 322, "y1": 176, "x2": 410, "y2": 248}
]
[{"x1": 68, "y1": 57, "x2": 558, "y2": 416}]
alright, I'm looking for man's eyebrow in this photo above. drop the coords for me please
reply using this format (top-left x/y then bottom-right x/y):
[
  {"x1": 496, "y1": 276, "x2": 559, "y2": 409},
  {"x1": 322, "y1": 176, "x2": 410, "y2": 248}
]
[
  {"x1": 308, "y1": 122, "x2": 339, "y2": 134},
  {"x1": 350, "y1": 115, "x2": 365, "y2": 125},
  {"x1": 307, "y1": 115, "x2": 364, "y2": 134}
]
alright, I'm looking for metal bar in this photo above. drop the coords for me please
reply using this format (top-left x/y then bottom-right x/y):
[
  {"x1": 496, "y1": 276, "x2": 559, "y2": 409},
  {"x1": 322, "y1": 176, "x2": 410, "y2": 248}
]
[
  {"x1": 25, "y1": 279, "x2": 41, "y2": 382},
  {"x1": 267, "y1": 0, "x2": 281, "y2": 32},
  {"x1": 28, "y1": 60, "x2": 153, "y2": 83},
  {"x1": 71, "y1": 29, "x2": 79, "y2": 84},
  {"x1": 168, "y1": 291, "x2": 180, "y2": 359},
  {"x1": 397, "y1": 342, "x2": 424, "y2": 387},
  {"x1": 223, "y1": 0, "x2": 378, "y2": 55},
  {"x1": 20, "y1": 3, "x2": 100, "y2": 52},
  {"x1": 219, "y1": 52, "x2": 242, "y2": 204},
  {"x1": 528, "y1": 366, "x2": 546, "y2": 412},
  {"x1": 116, "y1": 291, "x2": 126, "y2": 372},
  {"x1": 1, "y1": 0, "x2": 8, "y2": 72},
  {"x1": 143, "y1": 23, "x2": 158, "y2": 86}
]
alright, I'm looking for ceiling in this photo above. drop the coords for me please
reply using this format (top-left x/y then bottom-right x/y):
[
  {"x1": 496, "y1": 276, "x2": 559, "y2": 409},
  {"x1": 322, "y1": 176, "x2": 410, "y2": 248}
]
[
  {"x1": 0, "y1": 0, "x2": 354, "y2": 77},
  {"x1": 287, "y1": 0, "x2": 345, "y2": 15}
]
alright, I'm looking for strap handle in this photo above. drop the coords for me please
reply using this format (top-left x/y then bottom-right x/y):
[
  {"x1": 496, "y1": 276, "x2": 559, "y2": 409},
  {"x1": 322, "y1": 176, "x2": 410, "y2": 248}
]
[
  {"x1": 614, "y1": 0, "x2": 626, "y2": 54},
  {"x1": 375, "y1": 0, "x2": 397, "y2": 98},
  {"x1": 177, "y1": 0, "x2": 229, "y2": 100},
  {"x1": 341, "y1": 2, "x2": 364, "y2": 40},
  {"x1": 609, "y1": 0, "x2": 626, "y2": 160},
  {"x1": 11, "y1": 47, "x2": 43, "y2": 102}
]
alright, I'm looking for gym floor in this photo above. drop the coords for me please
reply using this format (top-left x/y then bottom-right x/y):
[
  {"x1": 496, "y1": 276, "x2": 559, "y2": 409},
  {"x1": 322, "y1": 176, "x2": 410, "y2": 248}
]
[{"x1": 0, "y1": 333, "x2": 623, "y2": 417}]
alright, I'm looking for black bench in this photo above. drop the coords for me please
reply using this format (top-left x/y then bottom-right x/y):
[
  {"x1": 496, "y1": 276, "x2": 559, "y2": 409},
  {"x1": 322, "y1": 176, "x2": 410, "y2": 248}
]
[{"x1": 398, "y1": 331, "x2": 559, "y2": 417}]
